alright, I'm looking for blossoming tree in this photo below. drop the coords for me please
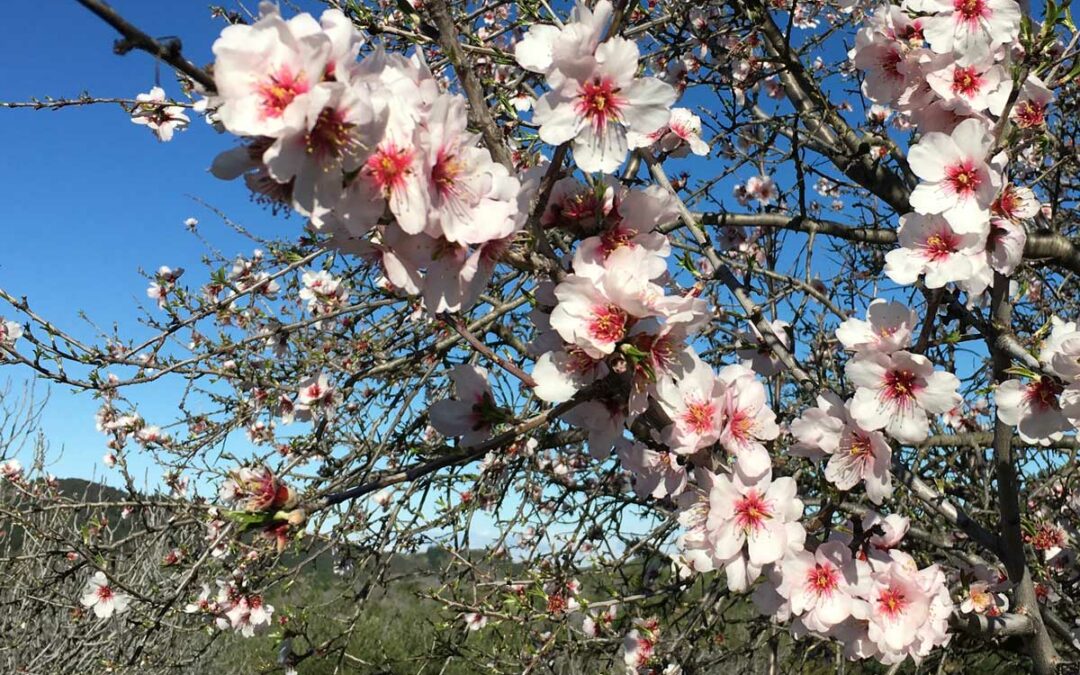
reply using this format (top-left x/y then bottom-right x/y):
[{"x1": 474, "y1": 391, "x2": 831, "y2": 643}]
[{"x1": 1, "y1": 0, "x2": 1079, "y2": 672}]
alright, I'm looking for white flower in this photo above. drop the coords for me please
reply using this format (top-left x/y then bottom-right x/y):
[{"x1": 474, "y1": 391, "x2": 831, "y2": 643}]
[
  {"x1": 130, "y1": 86, "x2": 190, "y2": 141},
  {"x1": 80, "y1": 571, "x2": 131, "y2": 619},
  {"x1": 907, "y1": 118, "x2": 1001, "y2": 235},
  {"x1": 533, "y1": 37, "x2": 676, "y2": 173}
]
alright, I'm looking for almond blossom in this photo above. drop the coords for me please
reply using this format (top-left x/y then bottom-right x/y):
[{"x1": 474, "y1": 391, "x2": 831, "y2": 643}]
[
  {"x1": 655, "y1": 355, "x2": 725, "y2": 456},
  {"x1": 0, "y1": 319, "x2": 24, "y2": 346},
  {"x1": 835, "y1": 300, "x2": 918, "y2": 354},
  {"x1": 884, "y1": 212, "x2": 987, "y2": 288},
  {"x1": 80, "y1": 571, "x2": 131, "y2": 619},
  {"x1": 907, "y1": 118, "x2": 1001, "y2": 235},
  {"x1": 211, "y1": 4, "x2": 330, "y2": 138},
  {"x1": 924, "y1": 57, "x2": 1010, "y2": 115},
  {"x1": 617, "y1": 439, "x2": 688, "y2": 499},
  {"x1": 777, "y1": 540, "x2": 860, "y2": 632},
  {"x1": 130, "y1": 86, "x2": 190, "y2": 141},
  {"x1": 716, "y1": 364, "x2": 778, "y2": 478},
  {"x1": 907, "y1": 0, "x2": 1021, "y2": 65},
  {"x1": 846, "y1": 350, "x2": 961, "y2": 444},
  {"x1": 429, "y1": 365, "x2": 504, "y2": 447},
  {"x1": 790, "y1": 392, "x2": 894, "y2": 504},
  {"x1": 995, "y1": 377, "x2": 1070, "y2": 445},
  {"x1": 532, "y1": 37, "x2": 676, "y2": 173},
  {"x1": 678, "y1": 466, "x2": 806, "y2": 592}
]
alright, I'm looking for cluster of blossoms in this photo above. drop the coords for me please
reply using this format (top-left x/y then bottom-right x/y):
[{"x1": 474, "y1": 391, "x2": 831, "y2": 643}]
[
  {"x1": 62, "y1": 0, "x2": 1074, "y2": 668},
  {"x1": 207, "y1": 3, "x2": 528, "y2": 313},
  {"x1": 184, "y1": 581, "x2": 275, "y2": 638},
  {"x1": 852, "y1": 0, "x2": 1046, "y2": 298},
  {"x1": 754, "y1": 522, "x2": 955, "y2": 665},
  {"x1": 218, "y1": 465, "x2": 305, "y2": 552},
  {"x1": 298, "y1": 268, "x2": 349, "y2": 319}
]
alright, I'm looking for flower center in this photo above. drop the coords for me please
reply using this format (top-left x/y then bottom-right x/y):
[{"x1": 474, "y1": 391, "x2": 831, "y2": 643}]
[
  {"x1": 1013, "y1": 101, "x2": 1046, "y2": 128},
  {"x1": 96, "y1": 585, "x2": 114, "y2": 602},
  {"x1": 258, "y1": 67, "x2": 309, "y2": 119},
  {"x1": 1024, "y1": 378, "x2": 1062, "y2": 411},
  {"x1": 954, "y1": 0, "x2": 988, "y2": 22},
  {"x1": 576, "y1": 77, "x2": 625, "y2": 132},
  {"x1": 848, "y1": 433, "x2": 873, "y2": 458},
  {"x1": 306, "y1": 107, "x2": 354, "y2": 162},
  {"x1": 951, "y1": 66, "x2": 983, "y2": 97},
  {"x1": 600, "y1": 226, "x2": 635, "y2": 255},
  {"x1": 365, "y1": 143, "x2": 414, "y2": 195},
  {"x1": 876, "y1": 586, "x2": 909, "y2": 619},
  {"x1": 727, "y1": 408, "x2": 755, "y2": 443},
  {"x1": 587, "y1": 305, "x2": 628, "y2": 344},
  {"x1": 432, "y1": 149, "x2": 466, "y2": 198},
  {"x1": 923, "y1": 231, "x2": 959, "y2": 262},
  {"x1": 682, "y1": 401, "x2": 716, "y2": 435},
  {"x1": 734, "y1": 491, "x2": 772, "y2": 531},
  {"x1": 882, "y1": 368, "x2": 920, "y2": 405},
  {"x1": 806, "y1": 563, "x2": 840, "y2": 597},
  {"x1": 880, "y1": 50, "x2": 903, "y2": 80},
  {"x1": 945, "y1": 161, "x2": 981, "y2": 197}
]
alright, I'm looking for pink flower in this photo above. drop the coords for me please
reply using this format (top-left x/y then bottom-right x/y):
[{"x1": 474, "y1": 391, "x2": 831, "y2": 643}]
[
  {"x1": 924, "y1": 57, "x2": 1010, "y2": 115},
  {"x1": 846, "y1": 350, "x2": 961, "y2": 443},
  {"x1": 777, "y1": 540, "x2": 859, "y2": 632},
  {"x1": 0, "y1": 319, "x2": 22, "y2": 346},
  {"x1": 80, "y1": 571, "x2": 131, "y2": 619},
  {"x1": 835, "y1": 299, "x2": 918, "y2": 354},
  {"x1": 225, "y1": 594, "x2": 275, "y2": 637},
  {"x1": 422, "y1": 95, "x2": 521, "y2": 245},
  {"x1": 907, "y1": 118, "x2": 1001, "y2": 235},
  {"x1": 884, "y1": 212, "x2": 987, "y2": 288},
  {"x1": 533, "y1": 37, "x2": 676, "y2": 173},
  {"x1": 429, "y1": 365, "x2": 503, "y2": 447},
  {"x1": 1038, "y1": 317, "x2": 1080, "y2": 382},
  {"x1": 617, "y1": 439, "x2": 688, "y2": 499},
  {"x1": 986, "y1": 217, "x2": 1026, "y2": 275},
  {"x1": 995, "y1": 377, "x2": 1070, "y2": 445},
  {"x1": 1011, "y1": 75, "x2": 1053, "y2": 129},
  {"x1": 548, "y1": 258, "x2": 664, "y2": 359},
  {"x1": 850, "y1": 6, "x2": 927, "y2": 105},
  {"x1": 514, "y1": 0, "x2": 612, "y2": 76},
  {"x1": 559, "y1": 396, "x2": 627, "y2": 459},
  {"x1": 745, "y1": 175, "x2": 778, "y2": 205},
  {"x1": 717, "y1": 364, "x2": 778, "y2": 478},
  {"x1": 570, "y1": 182, "x2": 676, "y2": 277},
  {"x1": 295, "y1": 372, "x2": 338, "y2": 421},
  {"x1": 211, "y1": 4, "x2": 329, "y2": 137},
  {"x1": 464, "y1": 612, "x2": 488, "y2": 631},
  {"x1": 790, "y1": 392, "x2": 894, "y2": 504},
  {"x1": 263, "y1": 81, "x2": 387, "y2": 222},
  {"x1": 863, "y1": 512, "x2": 911, "y2": 551},
  {"x1": 532, "y1": 348, "x2": 609, "y2": 403},
  {"x1": 678, "y1": 466, "x2": 805, "y2": 592},
  {"x1": 655, "y1": 356, "x2": 726, "y2": 456},
  {"x1": 960, "y1": 581, "x2": 1009, "y2": 616},
  {"x1": 909, "y1": 0, "x2": 1022, "y2": 66},
  {"x1": 130, "y1": 86, "x2": 190, "y2": 141},
  {"x1": 629, "y1": 107, "x2": 710, "y2": 157}
]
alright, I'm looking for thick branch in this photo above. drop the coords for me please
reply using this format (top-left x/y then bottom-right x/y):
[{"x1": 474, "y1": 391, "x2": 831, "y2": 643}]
[
  {"x1": 75, "y1": 0, "x2": 216, "y2": 93},
  {"x1": 988, "y1": 272, "x2": 1060, "y2": 674}
]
